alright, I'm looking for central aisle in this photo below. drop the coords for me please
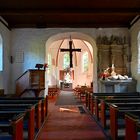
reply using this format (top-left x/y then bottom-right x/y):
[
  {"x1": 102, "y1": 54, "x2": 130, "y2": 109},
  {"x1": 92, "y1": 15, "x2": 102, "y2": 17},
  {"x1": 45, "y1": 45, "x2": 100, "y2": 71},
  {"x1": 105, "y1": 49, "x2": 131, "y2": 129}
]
[
  {"x1": 55, "y1": 90, "x2": 81, "y2": 106},
  {"x1": 37, "y1": 91, "x2": 108, "y2": 140}
]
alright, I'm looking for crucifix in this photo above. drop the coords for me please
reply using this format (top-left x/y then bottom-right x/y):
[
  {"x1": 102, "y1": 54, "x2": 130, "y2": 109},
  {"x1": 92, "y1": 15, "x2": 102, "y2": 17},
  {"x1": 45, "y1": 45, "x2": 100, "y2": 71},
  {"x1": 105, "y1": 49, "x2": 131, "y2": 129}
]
[{"x1": 60, "y1": 37, "x2": 81, "y2": 68}]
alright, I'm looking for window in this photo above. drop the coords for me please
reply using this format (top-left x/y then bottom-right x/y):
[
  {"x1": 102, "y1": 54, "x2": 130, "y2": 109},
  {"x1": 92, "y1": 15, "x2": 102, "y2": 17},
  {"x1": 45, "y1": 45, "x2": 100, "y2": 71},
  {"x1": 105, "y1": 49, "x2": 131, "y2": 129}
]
[
  {"x1": 47, "y1": 54, "x2": 52, "y2": 73},
  {"x1": 82, "y1": 52, "x2": 88, "y2": 72},
  {"x1": 63, "y1": 53, "x2": 70, "y2": 69},
  {"x1": 0, "y1": 35, "x2": 3, "y2": 71},
  {"x1": 138, "y1": 32, "x2": 140, "y2": 73}
]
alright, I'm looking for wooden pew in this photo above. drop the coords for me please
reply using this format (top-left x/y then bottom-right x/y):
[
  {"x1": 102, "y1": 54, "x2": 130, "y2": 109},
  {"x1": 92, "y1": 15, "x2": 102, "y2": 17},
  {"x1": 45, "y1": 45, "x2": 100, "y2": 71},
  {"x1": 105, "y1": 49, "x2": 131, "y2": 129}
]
[
  {"x1": 88, "y1": 92, "x2": 139, "y2": 116},
  {"x1": 94, "y1": 96, "x2": 140, "y2": 121},
  {"x1": 87, "y1": 93, "x2": 140, "y2": 140},
  {"x1": 85, "y1": 92, "x2": 93, "y2": 112},
  {"x1": 73, "y1": 87, "x2": 81, "y2": 96},
  {"x1": 109, "y1": 104, "x2": 140, "y2": 140},
  {"x1": 91, "y1": 92, "x2": 140, "y2": 105},
  {"x1": 74, "y1": 86, "x2": 92, "y2": 104},
  {"x1": 0, "y1": 104, "x2": 35, "y2": 140},
  {"x1": 0, "y1": 100, "x2": 41, "y2": 127},
  {"x1": 0, "y1": 98, "x2": 45, "y2": 129},
  {"x1": 0, "y1": 95, "x2": 48, "y2": 117},
  {"x1": 48, "y1": 87, "x2": 60, "y2": 98},
  {"x1": 100, "y1": 99, "x2": 140, "y2": 128},
  {"x1": 0, "y1": 111, "x2": 25, "y2": 140},
  {"x1": 125, "y1": 112, "x2": 140, "y2": 140},
  {"x1": 0, "y1": 96, "x2": 48, "y2": 140}
]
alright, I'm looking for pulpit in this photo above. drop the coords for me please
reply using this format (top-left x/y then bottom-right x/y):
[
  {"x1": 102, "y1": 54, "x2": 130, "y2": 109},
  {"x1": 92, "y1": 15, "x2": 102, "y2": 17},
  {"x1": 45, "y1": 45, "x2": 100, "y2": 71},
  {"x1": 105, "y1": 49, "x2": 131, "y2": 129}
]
[{"x1": 16, "y1": 69, "x2": 45, "y2": 97}]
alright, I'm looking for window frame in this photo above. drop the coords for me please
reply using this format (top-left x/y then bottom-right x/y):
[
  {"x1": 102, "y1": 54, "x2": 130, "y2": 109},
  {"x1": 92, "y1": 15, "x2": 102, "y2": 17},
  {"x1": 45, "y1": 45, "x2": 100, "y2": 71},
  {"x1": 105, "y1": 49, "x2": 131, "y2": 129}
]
[
  {"x1": 63, "y1": 53, "x2": 70, "y2": 69},
  {"x1": 47, "y1": 53, "x2": 52, "y2": 74},
  {"x1": 82, "y1": 51, "x2": 89, "y2": 73}
]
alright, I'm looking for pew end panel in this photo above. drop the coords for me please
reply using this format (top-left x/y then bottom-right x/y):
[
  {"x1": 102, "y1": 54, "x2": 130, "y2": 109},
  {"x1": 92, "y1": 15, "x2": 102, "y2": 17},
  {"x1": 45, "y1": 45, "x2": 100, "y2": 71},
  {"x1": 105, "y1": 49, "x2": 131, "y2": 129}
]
[
  {"x1": 125, "y1": 113, "x2": 140, "y2": 140},
  {"x1": 0, "y1": 112, "x2": 25, "y2": 140},
  {"x1": 110, "y1": 104, "x2": 118, "y2": 140},
  {"x1": 100, "y1": 99, "x2": 106, "y2": 128}
]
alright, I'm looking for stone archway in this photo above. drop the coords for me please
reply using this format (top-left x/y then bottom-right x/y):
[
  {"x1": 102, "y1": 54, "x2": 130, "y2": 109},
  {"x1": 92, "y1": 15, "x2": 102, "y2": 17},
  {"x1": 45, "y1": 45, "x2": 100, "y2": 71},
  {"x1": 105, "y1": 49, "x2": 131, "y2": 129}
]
[{"x1": 45, "y1": 32, "x2": 98, "y2": 92}]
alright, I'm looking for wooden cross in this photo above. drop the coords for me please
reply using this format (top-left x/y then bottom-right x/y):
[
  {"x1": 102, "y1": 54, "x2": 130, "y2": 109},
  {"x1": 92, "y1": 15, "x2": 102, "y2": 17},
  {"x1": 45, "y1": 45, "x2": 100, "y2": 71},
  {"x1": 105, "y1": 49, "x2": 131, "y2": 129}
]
[{"x1": 60, "y1": 39, "x2": 81, "y2": 68}]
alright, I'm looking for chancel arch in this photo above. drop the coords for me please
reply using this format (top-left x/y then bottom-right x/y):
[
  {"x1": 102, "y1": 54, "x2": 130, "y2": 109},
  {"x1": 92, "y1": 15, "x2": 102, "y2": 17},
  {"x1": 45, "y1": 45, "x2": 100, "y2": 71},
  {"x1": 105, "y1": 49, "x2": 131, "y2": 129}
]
[{"x1": 45, "y1": 32, "x2": 97, "y2": 92}]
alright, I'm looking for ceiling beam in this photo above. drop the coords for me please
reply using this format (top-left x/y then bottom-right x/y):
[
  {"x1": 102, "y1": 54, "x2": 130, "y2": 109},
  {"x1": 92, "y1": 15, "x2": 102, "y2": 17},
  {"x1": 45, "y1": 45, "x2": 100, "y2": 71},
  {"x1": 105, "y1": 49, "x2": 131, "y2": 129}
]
[
  {"x1": 0, "y1": 8, "x2": 140, "y2": 15},
  {"x1": 8, "y1": 22, "x2": 129, "y2": 28}
]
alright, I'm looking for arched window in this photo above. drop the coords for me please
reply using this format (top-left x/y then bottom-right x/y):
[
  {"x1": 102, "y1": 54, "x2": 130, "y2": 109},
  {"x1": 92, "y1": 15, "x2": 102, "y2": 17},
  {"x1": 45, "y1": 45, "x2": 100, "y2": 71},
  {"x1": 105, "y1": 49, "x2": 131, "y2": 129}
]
[
  {"x1": 0, "y1": 35, "x2": 3, "y2": 71},
  {"x1": 82, "y1": 52, "x2": 88, "y2": 72},
  {"x1": 47, "y1": 54, "x2": 52, "y2": 73},
  {"x1": 63, "y1": 53, "x2": 70, "y2": 69},
  {"x1": 138, "y1": 32, "x2": 140, "y2": 73}
]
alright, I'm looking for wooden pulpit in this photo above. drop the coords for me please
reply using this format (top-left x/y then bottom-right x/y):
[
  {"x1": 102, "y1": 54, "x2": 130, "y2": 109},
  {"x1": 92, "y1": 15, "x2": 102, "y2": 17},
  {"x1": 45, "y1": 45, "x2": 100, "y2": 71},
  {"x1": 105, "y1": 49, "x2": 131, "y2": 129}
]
[{"x1": 16, "y1": 69, "x2": 45, "y2": 97}]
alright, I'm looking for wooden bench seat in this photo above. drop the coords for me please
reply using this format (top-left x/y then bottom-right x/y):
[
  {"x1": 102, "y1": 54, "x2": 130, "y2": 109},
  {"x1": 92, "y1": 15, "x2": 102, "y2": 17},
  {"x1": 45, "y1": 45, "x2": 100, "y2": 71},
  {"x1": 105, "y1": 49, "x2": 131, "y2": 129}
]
[
  {"x1": 85, "y1": 93, "x2": 140, "y2": 140},
  {"x1": 93, "y1": 92, "x2": 140, "y2": 96},
  {"x1": 85, "y1": 92, "x2": 140, "y2": 115},
  {"x1": 0, "y1": 100, "x2": 42, "y2": 127},
  {"x1": 125, "y1": 111, "x2": 140, "y2": 140},
  {"x1": 0, "y1": 104, "x2": 36, "y2": 140},
  {"x1": 48, "y1": 87, "x2": 60, "y2": 98},
  {"x1": 0, "y1": 98, "x2": 46, "y2": 127},
  {"x1": 94, "y1": 97, "x2": 140, "y2": 120},
  {"x1": 100, "y1": 100, "x2": 140, "y2": 129},
  {"x1": 0, "y1": 96, "x2": 48, "y2": 118},
  {"x1": 74, "y1": 87, "x2": 92, "y2": 104},
  {"x1": 0, "y1": 111, "x2": 25, "y2": 140},
  {"x1": 110, "y1": 104, "x2": 140, "y2": 140},
  {"x1": 0, "y1": 96, "x2": 48, "y2": 140}
]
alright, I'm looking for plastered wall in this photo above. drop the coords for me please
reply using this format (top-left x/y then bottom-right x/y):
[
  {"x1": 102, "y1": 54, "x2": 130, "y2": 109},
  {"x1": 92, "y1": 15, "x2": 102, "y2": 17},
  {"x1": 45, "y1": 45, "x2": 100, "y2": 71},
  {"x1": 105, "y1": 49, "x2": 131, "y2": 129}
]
[{"x1": 0, "y1": 26, "x2": 130, "y2": 93}]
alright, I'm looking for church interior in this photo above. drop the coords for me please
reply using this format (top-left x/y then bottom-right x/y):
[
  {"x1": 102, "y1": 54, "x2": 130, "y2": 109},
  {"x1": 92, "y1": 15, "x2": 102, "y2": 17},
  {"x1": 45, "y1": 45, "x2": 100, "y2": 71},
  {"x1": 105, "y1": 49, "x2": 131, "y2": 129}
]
[{"x1": 0, "y1": 0, "x2": 140, "y2": 140}]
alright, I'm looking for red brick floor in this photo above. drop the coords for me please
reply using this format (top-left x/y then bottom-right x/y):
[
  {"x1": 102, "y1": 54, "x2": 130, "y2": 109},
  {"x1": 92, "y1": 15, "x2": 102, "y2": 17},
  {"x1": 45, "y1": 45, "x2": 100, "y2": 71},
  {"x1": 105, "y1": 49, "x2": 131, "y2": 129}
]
[{"x1": 37, "y1": 96, "x2": 107, "y2": 140}]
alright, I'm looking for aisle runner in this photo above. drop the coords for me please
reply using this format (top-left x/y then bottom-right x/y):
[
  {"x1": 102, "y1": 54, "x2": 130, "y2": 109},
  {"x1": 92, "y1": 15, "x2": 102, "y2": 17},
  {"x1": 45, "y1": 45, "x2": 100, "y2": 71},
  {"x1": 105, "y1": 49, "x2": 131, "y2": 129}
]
[
  {"x1": 55, "y1": 91, "x2": 81, "y2": 106},
  {"x1": 37, "y1": 93, "x2": 107, "y2": 140}
]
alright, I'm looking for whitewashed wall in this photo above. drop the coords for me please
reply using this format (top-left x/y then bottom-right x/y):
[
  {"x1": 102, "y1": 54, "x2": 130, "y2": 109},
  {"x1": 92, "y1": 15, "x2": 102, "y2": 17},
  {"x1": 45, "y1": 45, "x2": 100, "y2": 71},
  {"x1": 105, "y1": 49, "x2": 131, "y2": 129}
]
[
  {"x1": 0, "y1": 22, "x2": 11, "y2": 94},
  {"x1": 0, "y1": 27, "x2": 129, "y2": 94},
  {"x1": 130, "y1": 19, "x2": 140, "y2": 91}
]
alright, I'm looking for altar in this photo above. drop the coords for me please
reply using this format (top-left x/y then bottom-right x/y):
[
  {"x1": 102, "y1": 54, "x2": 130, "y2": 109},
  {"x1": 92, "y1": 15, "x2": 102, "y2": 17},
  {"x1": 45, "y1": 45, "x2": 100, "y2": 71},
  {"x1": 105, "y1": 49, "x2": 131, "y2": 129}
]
[
  {"x1": 59, "y1": 68, "x2": 74, "y2": 91},
  {"x1": 60, "y1": 82, "x2": 73, "y2": 91},
  {"x1": 98, "y1": 79, "x2": 137, "y2": 93}
]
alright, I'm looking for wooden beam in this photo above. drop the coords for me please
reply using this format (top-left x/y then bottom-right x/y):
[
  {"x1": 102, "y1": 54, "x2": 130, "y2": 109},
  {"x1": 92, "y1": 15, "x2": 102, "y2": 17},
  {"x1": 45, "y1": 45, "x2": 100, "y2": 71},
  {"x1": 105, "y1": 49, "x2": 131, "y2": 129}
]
[{"x1": 0, "y1": 8, "x2": 140, "y2": 15}]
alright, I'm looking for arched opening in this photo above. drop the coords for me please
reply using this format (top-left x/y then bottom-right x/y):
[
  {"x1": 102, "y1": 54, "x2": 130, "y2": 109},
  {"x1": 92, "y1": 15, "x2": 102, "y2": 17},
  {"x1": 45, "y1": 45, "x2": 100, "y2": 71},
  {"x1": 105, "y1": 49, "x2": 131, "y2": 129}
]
[{"x1": 45, "y1": 32, "x2": 97, "y2": 92}]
